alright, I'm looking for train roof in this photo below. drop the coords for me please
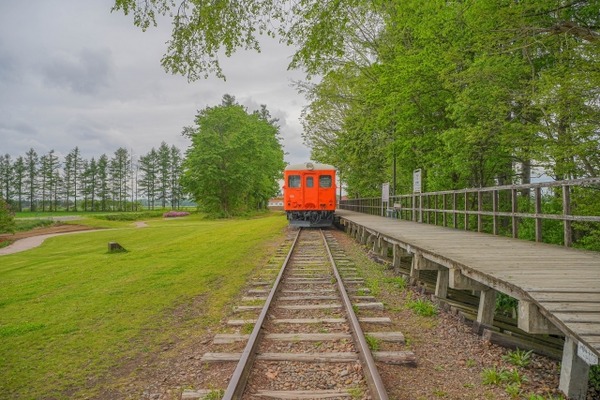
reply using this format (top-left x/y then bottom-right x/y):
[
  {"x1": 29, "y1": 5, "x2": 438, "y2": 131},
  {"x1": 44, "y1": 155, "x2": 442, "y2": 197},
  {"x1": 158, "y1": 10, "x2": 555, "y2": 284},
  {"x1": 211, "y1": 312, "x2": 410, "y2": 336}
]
[{"x1": 285, "y1": 162, "x2": 336, "y2": 171}]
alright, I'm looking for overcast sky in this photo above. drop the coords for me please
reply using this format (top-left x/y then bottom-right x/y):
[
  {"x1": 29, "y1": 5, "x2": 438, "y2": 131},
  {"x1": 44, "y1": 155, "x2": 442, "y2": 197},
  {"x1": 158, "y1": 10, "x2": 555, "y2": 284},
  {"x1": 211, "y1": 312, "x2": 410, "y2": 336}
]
[{"x1": 0, "y1": 0, "x2": 312, "y2": 165}]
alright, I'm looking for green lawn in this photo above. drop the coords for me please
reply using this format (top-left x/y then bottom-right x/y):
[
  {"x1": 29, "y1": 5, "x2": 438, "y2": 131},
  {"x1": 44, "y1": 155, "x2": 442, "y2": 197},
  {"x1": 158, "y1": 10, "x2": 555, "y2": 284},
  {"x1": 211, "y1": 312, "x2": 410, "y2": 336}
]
[{"x1": 0, "y1": 213, "x2": 287, "y2": 399}]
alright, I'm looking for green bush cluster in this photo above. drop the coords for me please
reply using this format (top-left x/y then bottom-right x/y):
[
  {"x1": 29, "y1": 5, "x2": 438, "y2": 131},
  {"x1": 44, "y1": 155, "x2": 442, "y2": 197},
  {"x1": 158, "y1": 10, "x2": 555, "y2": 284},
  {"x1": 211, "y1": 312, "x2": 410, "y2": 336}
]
[
  {"x1": 0, "y1": 197, "x2": 16, "y2": 234},
  {"x1": 93, "y1": 210, "x2": 165, "y2": 221}
]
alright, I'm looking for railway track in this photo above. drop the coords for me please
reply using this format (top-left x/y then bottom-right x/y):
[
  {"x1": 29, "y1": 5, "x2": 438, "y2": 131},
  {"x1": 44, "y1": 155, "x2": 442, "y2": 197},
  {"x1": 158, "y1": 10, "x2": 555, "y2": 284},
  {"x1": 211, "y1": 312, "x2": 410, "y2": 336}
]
[{"x1": 183, "y1": 228, "x2": 415, "y2": 399}]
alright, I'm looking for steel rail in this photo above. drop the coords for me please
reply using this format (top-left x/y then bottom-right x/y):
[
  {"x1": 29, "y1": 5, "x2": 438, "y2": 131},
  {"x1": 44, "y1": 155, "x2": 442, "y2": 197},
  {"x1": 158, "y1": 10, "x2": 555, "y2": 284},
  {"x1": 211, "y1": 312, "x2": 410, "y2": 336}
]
[
  {"x1": 221, "y1": 228, "x2": 302, "y2": 400},
  {"x1": 321, "y1": 230, "x2": 389, "y2": 400}
]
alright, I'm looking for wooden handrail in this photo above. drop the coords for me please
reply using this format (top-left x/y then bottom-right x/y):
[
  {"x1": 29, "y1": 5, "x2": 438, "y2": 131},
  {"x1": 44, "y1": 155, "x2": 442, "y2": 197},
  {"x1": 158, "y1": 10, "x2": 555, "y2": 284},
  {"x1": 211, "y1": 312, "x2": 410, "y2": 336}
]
[{"x1": 339, "y1": 178, "x2": 600, "y2": 247}]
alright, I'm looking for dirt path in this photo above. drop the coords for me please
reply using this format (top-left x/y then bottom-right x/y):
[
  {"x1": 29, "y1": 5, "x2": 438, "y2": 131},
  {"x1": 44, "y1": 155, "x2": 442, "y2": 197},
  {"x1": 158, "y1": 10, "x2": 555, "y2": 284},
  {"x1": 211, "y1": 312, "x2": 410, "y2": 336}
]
[{"x1": 0, "y1": 225, "x2": 97, "y2": 256}]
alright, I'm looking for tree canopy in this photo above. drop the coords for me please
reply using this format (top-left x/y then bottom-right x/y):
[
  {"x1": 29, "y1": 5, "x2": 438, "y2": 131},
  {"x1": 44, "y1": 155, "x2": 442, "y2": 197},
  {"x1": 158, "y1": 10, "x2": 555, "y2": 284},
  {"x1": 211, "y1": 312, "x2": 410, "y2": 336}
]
[
  {"x1": 114, "y1": 0, "x2": 600, "y2": 196},
  {"x1": 181, "y1": 95, "x2": 285, "y2": 215}
]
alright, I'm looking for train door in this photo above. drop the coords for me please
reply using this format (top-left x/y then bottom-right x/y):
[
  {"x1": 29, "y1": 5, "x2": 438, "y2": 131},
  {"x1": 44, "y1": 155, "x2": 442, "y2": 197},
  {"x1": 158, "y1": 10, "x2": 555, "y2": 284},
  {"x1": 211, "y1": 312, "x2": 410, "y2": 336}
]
[
  {"x1": 318, "y1": 173, "x2": 334, "y2": 207},
  {"x1": 303, "y1": 172, "x2": 318, "y2": 209}
]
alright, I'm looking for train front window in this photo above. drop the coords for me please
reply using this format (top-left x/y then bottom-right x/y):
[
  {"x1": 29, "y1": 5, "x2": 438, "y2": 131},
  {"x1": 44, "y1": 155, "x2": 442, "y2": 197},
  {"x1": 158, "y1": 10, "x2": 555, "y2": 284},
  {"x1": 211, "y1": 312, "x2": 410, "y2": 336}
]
[
  {"x1": 306, "y1": 176, "x2": 314, "y2": 188},
  {"x1": 288, "y1": 175, "x2": 301, "y2": 188},
  {"x1": 319, "y1": 175, "x2": 332, "y2": 188}
]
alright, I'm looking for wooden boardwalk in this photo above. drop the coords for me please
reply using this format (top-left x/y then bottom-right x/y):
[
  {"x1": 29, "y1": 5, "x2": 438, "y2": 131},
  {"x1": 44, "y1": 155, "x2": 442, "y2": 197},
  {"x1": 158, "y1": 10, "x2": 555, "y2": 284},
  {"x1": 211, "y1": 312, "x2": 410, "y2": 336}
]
[{"x1": 336, "y1": 209, "x2": 600, "y2": 399}]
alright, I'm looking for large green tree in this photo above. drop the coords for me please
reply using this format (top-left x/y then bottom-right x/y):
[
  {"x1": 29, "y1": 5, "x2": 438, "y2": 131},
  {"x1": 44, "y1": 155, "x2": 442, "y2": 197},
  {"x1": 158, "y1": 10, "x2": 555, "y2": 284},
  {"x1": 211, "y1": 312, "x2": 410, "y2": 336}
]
[{"x1": 182, "y1": 95, "x2": 285, "y2": 215}]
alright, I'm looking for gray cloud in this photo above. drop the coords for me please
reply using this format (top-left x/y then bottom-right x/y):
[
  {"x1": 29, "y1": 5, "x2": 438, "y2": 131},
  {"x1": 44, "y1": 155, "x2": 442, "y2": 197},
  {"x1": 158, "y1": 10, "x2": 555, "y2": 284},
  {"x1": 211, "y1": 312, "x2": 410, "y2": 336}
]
[{"x1": 42, "y1": 48, "x2": 114, "y2": 95}]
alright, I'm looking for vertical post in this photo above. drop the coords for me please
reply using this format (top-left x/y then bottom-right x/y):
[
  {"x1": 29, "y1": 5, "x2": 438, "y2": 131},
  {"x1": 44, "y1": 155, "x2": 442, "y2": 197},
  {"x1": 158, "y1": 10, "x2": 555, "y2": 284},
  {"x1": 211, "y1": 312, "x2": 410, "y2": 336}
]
[
  {"x1": 511, "y1": 188, "x2": 518, "y2": 239},
  {"x1": 563, "y1": 185, "x2": 572, "y2": 247},
  {"x1": 452, "y1": 192, "x2": 457, "y2": 229},
  {"x1": 477, "y1": 289, "x2": 497, "y2": 326},
  {"x1": 559, "y1": 336, "x2": 591, "y2": 400},
  {"x1": 492, "y1": 190, "x2": 498, "y2": 235},
  {"x1": 477, "y1": 191, "x2": 483, "y2": 233},
  {"x1": 464, "y1": 192, "x2": 469, "y2": 230},
  {"x1": 434, "y1": 195, "x2": 438, "y2": 226},
  {"x1": 435, "y1": 269, "x2": 449, "y2": 299},
  {"x1": 442, "y1": 194, "x2": 447, "y2": 227},
  {"x1": 418, "y1": 195, "x2": 423, "y2": 223},
  {"x1": 426, "y1": 195, "x2": 430, "y2": 224},
  {"x1": 535, "y1": 186, "x2": 542, "y2": 243}
]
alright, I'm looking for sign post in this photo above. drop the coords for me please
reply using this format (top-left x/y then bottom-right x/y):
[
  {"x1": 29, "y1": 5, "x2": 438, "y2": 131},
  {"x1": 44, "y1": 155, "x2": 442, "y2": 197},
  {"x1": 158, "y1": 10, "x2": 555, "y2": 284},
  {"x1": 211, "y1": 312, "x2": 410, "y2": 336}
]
[
  {"x1": 413, "y1": 169, "x2": 422, "y2": 222},
  {"x1": 382, "y1": 182, "x2": 390, "y2": 217}
]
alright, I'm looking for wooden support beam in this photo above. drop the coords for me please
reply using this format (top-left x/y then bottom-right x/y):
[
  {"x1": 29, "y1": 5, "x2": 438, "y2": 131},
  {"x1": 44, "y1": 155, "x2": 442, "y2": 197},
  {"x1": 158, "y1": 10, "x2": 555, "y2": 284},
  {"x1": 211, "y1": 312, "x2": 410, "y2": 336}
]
[
  {"x1": 380, "y1": 237, "x2": 389, "y2": 258},
  {"x1": 448, "y1": 268, "x2": 487, "y2": 291},
  {"x1": 518, "y1": 301, "x2": 563, "y2": 335},
  {"x1": 435, "y1": 269, "x2": 449, "y2": 299},
  {"x1": 477, "y1": 289, "x2": 497, "y2": 326},
  {"x1": 415, "y1": 257, "x2": 442, "y2": 271},
  {"x1": 409, "y1": 253, "x2": 421, "y2": 285}
]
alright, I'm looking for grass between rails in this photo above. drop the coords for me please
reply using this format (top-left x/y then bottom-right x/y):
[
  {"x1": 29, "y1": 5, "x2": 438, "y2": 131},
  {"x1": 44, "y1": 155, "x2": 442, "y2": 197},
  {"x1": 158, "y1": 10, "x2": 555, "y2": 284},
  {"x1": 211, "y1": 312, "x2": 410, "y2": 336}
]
[{"x1": 0, "y1": 213, "x2": 287, "y2": 399}]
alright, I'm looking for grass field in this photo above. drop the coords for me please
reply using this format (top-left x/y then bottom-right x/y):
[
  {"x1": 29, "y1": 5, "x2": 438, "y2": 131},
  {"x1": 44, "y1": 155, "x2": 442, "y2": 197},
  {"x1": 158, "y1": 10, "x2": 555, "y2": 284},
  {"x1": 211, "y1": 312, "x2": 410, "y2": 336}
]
[{"x1": 0, "y1": 212, "x2": 287, "y2": 399}]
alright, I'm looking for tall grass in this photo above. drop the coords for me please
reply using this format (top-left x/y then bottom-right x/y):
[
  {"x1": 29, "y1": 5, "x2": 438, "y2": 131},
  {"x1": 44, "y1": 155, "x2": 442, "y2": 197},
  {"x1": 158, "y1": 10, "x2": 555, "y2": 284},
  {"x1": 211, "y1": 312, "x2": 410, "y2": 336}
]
[{"x1": 0, "y1": 213, "x2": 287, "y2": 399}]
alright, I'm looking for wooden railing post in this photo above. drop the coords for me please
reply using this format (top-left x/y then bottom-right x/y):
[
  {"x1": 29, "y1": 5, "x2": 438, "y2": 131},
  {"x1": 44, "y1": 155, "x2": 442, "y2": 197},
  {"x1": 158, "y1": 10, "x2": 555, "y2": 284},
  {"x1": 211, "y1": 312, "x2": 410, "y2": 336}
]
[
  {"x1": 512, "y1": 189, "x2": 518, "y2": 239},
  {"x1": 492, "y1": 190, "x2": 498, "y2": 235},
  {"x1": 535, "y1": 187, "x2": 542, "y2": 243},
  {"x1": 453, "y1": 192, "x2": 457, "y2": 228},
  {"x1": 563, "y1": 185, "x2": 572, "y2": 247},
  {"x1": 464, "y1": 192, "x2": 469, "y2": 230},
  {"x1": 442, "y1": 194, "x2": 447, "y2": 227},
  {"x1": 477, "y1": 191, "x2": 483, "y2": 233}
]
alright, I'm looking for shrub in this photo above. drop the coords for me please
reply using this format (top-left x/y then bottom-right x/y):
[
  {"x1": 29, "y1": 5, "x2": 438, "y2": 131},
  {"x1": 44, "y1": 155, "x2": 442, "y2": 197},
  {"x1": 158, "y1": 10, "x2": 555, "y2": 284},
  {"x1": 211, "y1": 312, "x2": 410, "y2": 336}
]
[
  {"x1": 0, "y1": 197, "x2": 16, "y2": 234},
  {"x1": 407, "y1": 298, "x2": 438, "y2": 317},
  {"x1": 502, "y1": 348, "x2": 533, "y2": 368},
  {"x1": 163, "y1": 211, "x2": 190, "y2": 218}
]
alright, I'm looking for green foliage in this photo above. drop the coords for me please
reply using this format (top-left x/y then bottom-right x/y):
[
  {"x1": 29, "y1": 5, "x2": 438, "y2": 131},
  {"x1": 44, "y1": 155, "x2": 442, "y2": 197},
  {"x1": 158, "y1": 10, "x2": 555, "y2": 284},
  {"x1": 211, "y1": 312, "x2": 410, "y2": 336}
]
[
  {"x1": 502, "y1": 348, "x2": 533, "y2": 368},
  {"x1": 202, "y1": 389, "x2": 224, "y2": 400},
  {"x1": 182, "y1": 95, "x2": 285, "y2": 216},
  {"x1": 364, "y1": 334, "x2": 380, "y2": 351},
  {"x1": 505, "y1": 382, "x2": 521, "y2": 398},
  {"x1": 0, "y1": 197, "x2": 16, "y2": 233},
  {"x1": 590, "y1": 365, "x2": 600, "y2": 391},
  {"x1": 406, "y1": 298, "x2": 438, "y2": 317},
  {"x1": 482, "y1": 366, "x2": 528, "y2": 387},
  {"x1": 495, "y1": 293, "x2": 518, "y2": 318},
  {"x1": 93, "y1": 210, "x2": 166, "y2": 221},
  {"x1": 383, "y1": 276, "x2": 407, "y2": 291}
]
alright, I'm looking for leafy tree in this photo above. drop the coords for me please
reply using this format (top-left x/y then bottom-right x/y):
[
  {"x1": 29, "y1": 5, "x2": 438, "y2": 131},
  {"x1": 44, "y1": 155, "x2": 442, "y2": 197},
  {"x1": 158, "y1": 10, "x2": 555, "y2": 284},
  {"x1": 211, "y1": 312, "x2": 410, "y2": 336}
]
[
  {"x1": 64, "y1": 147, "x2": 83, "y2": 211},
  {"x1": 81, "y1": 158, "x2": 101, "y2": 211},
  {"x1": 138, "y1": 148, "x2": 159, "y2": 209},
  {"x1": 0, "y1": 154, "x2": 12, "y2": 203},
  {"x1": 169, "y1": 145, "x2": 183, "y2": 209},
  {"x1": 0, "y1": 196, "x2": 15, "y2": 234},
  {"x1": 157, "y1": 142, "x2": 171, "y2": 208},
  {"x1": 12, "y1": 157, "x2": 26, "y2": 212},
  {"x1": 97, "y1": 154, "x2": 110, "y2": 211},
  {"x1": 112, "y1": 0, "x2": 380, "y2": 80},
  {"x1": 24, "y1": 148, "x2": 39, "y2": 211},
  {"x1": 110, "y1": 148, "x2": 131, "y2": 211},
  {"x1": 182, "y1": 95, "x2": 285, "y2": 215},
  {"x1": 39, "y1": 150, "x2": 61, "y2": 211}
]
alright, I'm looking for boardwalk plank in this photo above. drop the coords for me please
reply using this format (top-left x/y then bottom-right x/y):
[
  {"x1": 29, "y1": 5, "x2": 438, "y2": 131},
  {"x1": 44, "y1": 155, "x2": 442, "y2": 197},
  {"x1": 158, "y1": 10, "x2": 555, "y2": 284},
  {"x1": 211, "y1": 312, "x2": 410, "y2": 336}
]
[{"x1": 337, "y1": 210, "x2": 600, "y2": 360}]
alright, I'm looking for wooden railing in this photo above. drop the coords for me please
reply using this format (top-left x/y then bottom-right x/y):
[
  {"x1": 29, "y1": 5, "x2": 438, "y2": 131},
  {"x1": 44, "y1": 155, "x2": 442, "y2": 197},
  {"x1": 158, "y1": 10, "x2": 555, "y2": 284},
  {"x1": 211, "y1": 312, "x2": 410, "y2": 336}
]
[{"x1": 339, "y1": 178, "x2": 600, "y2": 247}]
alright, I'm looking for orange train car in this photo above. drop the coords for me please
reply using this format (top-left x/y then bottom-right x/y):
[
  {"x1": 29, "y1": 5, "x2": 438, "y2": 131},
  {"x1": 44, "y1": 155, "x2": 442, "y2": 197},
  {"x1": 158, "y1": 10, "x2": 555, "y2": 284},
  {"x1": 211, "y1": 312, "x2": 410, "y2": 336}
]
[{"x1": 283, "y1": 162, "x2": 336, "y2": 227}]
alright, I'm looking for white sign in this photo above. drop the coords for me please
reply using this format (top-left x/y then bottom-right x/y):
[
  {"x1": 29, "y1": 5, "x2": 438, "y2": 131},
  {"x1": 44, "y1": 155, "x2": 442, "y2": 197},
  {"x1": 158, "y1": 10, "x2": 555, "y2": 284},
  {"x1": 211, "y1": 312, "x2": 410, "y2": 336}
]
[
  {"x1": 578, "y1": 342, "x2": 599, "y2": 365},
  {"x1": 413, "y1": 169, "x2": 422, "y2": 193},
  {"x1": 382, "y1": 182, "x2": 390, "y2": 202}
]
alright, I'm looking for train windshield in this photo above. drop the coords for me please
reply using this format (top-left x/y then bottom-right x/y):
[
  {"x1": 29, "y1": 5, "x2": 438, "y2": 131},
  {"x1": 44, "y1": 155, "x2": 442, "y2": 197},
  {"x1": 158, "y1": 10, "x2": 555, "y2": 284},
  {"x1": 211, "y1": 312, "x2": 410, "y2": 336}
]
[
  {"x1": 288, "y1": 175, "x2": 301, "y2": 188},
  {"x1": 306, "y1": 176, "x2": 314, "y2": 188},
  {"x1": 319, "y1": 175, "x2": 332, "y2": 188}
]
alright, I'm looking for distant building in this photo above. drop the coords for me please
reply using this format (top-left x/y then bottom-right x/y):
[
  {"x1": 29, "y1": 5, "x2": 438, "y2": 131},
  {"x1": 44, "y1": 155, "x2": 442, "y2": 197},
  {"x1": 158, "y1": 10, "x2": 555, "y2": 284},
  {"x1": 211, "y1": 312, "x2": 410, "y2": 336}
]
[{"x1": 268, "y1": 197, "x2": 284, "y2": 210}]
